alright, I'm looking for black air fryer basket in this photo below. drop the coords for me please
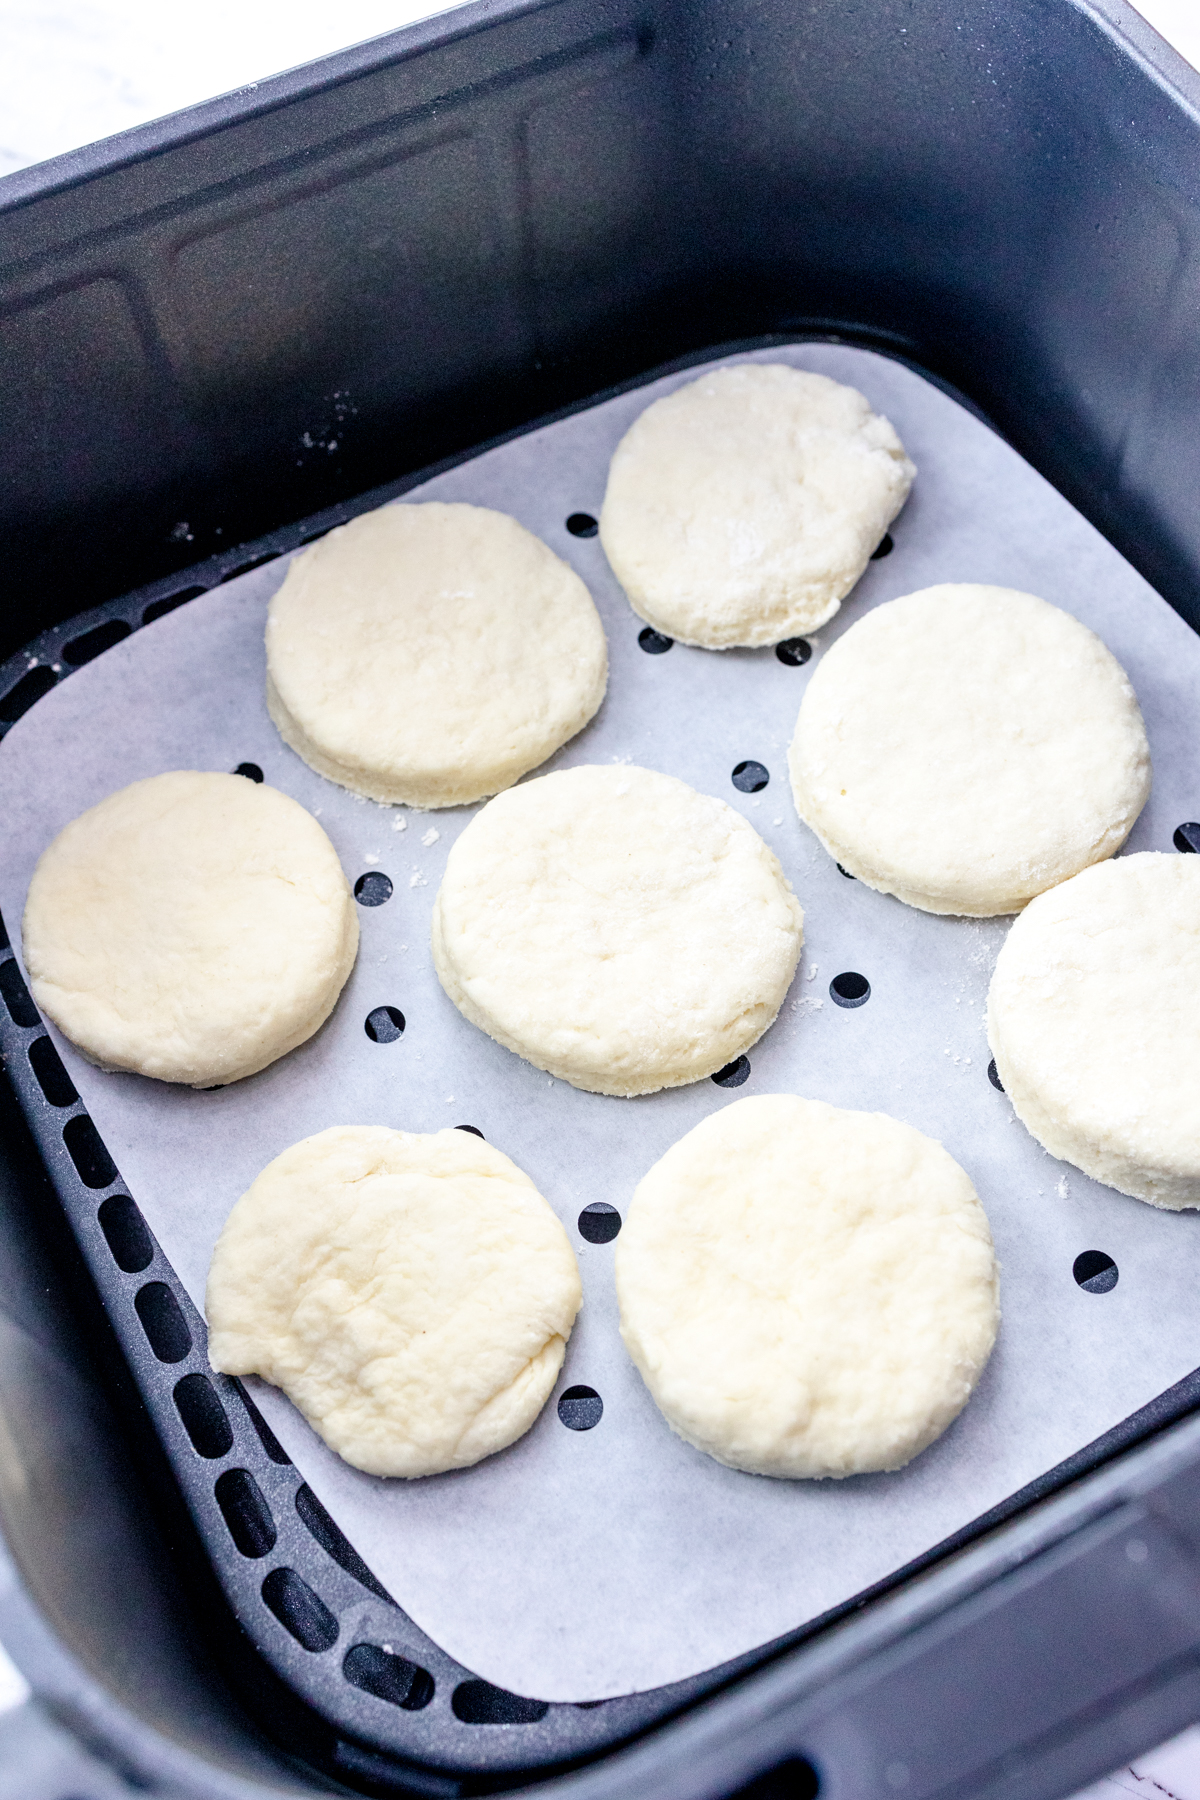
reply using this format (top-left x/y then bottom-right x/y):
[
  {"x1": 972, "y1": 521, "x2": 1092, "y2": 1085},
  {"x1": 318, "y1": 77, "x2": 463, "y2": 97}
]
[{"x1": 3, "y1": 3, "x2": 1200, "y2": 1797}]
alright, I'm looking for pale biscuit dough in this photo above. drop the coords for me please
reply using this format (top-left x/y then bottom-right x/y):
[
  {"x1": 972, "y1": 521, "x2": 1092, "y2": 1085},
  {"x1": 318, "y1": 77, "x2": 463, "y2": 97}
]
[
  {"x1": 22, "y1": 771, "x2": 358, "y2": 1087},
  {"x1": 598, "y1": 364, "x2": 915, "y2": 648},
  {"x1": 266, "y1": 501, "x2": 607, "y2": 808},
  {"x1": 615, "y1": 1096, "x2": 999, "y2": 1478},
  {"x1": 206, "y1": 1126, "x2": 582, "y2": 1478},
  {"x1": 988, "y1": 853, "x2": 1200, "y2": 1209},
  {"x1": 431, "y1": 765, "x2": 803, "y2": 1096},
  {"x1": 789, "y1": 584, "x2": 1151, "y2": 916}
]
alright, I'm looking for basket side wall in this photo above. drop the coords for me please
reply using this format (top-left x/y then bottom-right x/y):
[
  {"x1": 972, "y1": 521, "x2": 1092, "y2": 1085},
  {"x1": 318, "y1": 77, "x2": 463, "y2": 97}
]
[{"x1": 1, "y1": 0, "x2": 1199, "y2": 655}]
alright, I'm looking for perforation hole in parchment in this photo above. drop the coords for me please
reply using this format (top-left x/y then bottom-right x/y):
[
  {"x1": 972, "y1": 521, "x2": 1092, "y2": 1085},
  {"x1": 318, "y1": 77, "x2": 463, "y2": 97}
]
[
  {"x1": 578, "y1": 1202, "x2": 621, "y2": 1243},
  {"x1": 1073, "y1": 1251, "x2": 1118, "y2": 1295},
  {"x1": 775, "y1": 639, "x2": 812, "y2": 667},
  {"x1": 354, "y1": 872, "x2": 393, "y2": 906},
  {"x1": 830, "y1": 972, "x2": 870, "y2": 1008},
  {"x1": 558, "y1": 1386, "x2": 603, "y2": 1431},
  {"x1": 732, "y1": 760, "x2": 769, "y2": 793},
  {"x1": 365, "y1": 1006, "x2": 405, "y2": 1043},
  {"x1": 638, "y1": 626, "x2": 673, "y2": 654},
  {"x1": 712, "y1": 1055, "x2": 751, "y2": 1088}
]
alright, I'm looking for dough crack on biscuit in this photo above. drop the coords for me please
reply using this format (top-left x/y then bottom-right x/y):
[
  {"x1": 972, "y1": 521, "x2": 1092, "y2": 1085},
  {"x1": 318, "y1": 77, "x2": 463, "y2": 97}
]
[
  {"x1": 431, "y1": 764, "x2": 804, "y2": 1096},
  {"x1": 987, "y1": 853, "x2": 1200, "y2": 1208},
  {"x1": 615, "y1": 1096, "x2": 999, "y2": 1478},
  {"x1": 207, "y1": 1126, "x2": 582, "y2": 1478},
  {"x1": 266, "y1": 500, "x2": 608, "y2": 808},
  {"x1": 22, "y1": 771, "x2": 358, "y2": 1087},
  {"x1": 789, "y1": 584, "x2": 1151, "y2": 915},
  {"x1": 598, "y1": 363, "x2": 915, "y2": 648}
]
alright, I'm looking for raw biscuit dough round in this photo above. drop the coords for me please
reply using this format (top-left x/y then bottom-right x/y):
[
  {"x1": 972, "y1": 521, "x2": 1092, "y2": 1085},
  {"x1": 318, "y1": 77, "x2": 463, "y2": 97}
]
[
  {"x1": 22, "y1": 771, "x2": 358, "y2": 1087},
  {"x1": 431, "y1": 764, "x2": 804, "y2": 1096},
  {"x1": 598, "y1": 363, "x2": 915, "y2": 648},
  {"x1": 789, "y1": 584, "x2": 1151, "y2": 915},
  {"x1": 616, "y1": 1096, "x2": 1000, "y2": 1478},
  {"x1": 206, "y1": 1125, "x2": 583, "y2": 1477},
  {"x1": 988, "y1": 853, "x2": 1200, "y2": 1209},
  {"x1": 266, "y1": 500, "x2": 608, "y2": 807}
]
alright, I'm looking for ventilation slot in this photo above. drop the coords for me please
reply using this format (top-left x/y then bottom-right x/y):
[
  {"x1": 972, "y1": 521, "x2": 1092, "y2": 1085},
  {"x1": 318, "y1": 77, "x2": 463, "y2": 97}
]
[
  {"x1": 261, "y1": 1567, "x2": 338, "y2": 1652},
  {"x1": 134, "y1": 1281, "x2": 192, "y2": 1363},
  {"x1": 344, "y1": 1644, "x2": 434, "y2": 1711},
  {"x1": 231, "y1": 1380, "x2": 291, "y2": 1464},
  {"x1": 143, "y1": 587, "x2": 206, "y2": 626},
  {"x1": 63, "y1": 1115, "x2": 118, "y2": 1188},
  {"x1": 0, "y1": 666, "x2": 56, "y2": 724},
  {"x1": 0, "y1": 960, "x2": 39, "y2": 1027},
  {"x1": 295, "y1": 1483, "x2": 392, "y2": 1602},
  {"x1": 28, "y1": 1036, "x2": 77, "y2": 1106},
  {"x1": 98, "y1": 1194, "x2": 153, "y2": 1273},
  {"x1": 215, "y1": 1469, "x2": 276, "y2": 1558},
  {"x1": 451, "y1": 1679, "x2": 549, "y2": 1724},
  {"x1": 174, "y1": 1373, "x2": 234, "y2": 1457},
  {"x1": 62, "y1": 619, "x2": 132, "y2": 665}
]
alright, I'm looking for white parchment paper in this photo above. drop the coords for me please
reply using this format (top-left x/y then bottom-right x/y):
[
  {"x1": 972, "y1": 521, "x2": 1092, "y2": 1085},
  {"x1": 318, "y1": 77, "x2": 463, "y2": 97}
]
[{"x1": 3, "y1": 345, "x2": 1200, "y2": 1703}]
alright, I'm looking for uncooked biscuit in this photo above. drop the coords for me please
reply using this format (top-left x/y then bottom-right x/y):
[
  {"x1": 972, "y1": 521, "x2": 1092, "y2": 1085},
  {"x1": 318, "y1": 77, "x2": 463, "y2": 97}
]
[
  {"x1": 616, "y1": 1096, "x2": 999, "y2": 1478},
  {"x1": 22, "y1": 771, "x2": 357, "y2": 1087},
  {"x1": 431, "y1": 764, "x2": 803, "y2": 1096},
  {"x1": 789, "y1": 584, "x2": 1151, "y2": 915},
  {"x1": 987, "y1": 853, "x2": 1200, "y2": 1209},
  {"x1": 206, "y1": 1125, "x2": 582, "y2": 1477},
  {"x1": 266, "y1": 501, "x2": 608, "y2": 808},
  {"x1": 598, "y1": 363, "x2": 915, "y2": 648}
]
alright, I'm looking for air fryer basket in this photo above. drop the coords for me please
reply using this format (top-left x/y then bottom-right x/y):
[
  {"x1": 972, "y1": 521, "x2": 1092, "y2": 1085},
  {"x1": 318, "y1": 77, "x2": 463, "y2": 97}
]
[{"x1": 3, "y1": 2, "x2": 1200, "y2": 1797}]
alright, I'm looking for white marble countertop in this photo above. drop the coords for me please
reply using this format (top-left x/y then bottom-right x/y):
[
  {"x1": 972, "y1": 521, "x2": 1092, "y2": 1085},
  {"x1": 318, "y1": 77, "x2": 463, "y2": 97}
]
[
  {"x1": 1, "y1": 3, "x2": 1199, "y2": 1796},
  {"x1": 0, "y1": 0, "x2": 1195, "y2": 178},
  {"x1": 0, "y1": 0, "x2": 475, "y2": 177}
]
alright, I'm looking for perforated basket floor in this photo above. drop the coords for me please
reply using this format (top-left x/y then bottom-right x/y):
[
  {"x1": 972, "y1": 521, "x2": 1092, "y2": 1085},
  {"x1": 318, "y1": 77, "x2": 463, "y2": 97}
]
[{"x1": 2, "y1": 338, "x2": 1200, "y2": 1793}]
